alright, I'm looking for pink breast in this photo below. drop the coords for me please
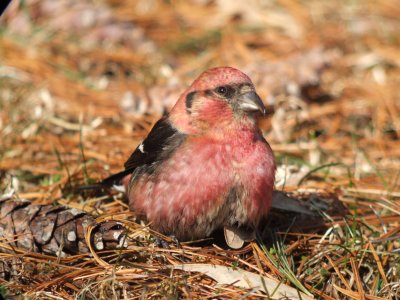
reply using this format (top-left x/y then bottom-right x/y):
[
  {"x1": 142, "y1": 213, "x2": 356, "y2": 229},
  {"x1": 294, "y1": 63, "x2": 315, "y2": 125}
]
[{"x1": 129, "y1": 132, "x2": 275, "y2": 236}]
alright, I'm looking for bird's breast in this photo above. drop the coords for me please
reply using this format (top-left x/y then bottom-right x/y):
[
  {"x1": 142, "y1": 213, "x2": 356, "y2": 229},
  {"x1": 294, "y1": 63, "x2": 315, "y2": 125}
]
[{"x1": 128, "y1": 130, "x2": 275, "y2": 239}]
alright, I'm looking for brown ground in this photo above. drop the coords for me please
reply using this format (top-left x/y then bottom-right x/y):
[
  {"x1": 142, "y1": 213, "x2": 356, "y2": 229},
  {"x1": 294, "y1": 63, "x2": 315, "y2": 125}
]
[{"x1": 0, "y1": 0, "x2": 399, "y2": 299}]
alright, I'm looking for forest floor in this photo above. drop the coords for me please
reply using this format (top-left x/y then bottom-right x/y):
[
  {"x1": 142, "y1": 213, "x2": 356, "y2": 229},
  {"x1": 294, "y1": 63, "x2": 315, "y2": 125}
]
[{"x1": 0, "y1": 0, "x2": 399, "y2": 299}]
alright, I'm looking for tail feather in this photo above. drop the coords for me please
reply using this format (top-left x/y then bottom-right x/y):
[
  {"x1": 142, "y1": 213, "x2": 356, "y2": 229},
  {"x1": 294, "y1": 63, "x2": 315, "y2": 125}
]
[
  {"x1": 271, "y1": 191, "x2": 316, "y2": 215},
  {"x1": 77, "y1": 169, "x2": 133, "y2": 191}
]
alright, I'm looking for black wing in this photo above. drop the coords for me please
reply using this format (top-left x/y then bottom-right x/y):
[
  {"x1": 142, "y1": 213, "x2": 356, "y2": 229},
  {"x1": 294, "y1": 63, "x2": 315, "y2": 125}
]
[
  {"x1": 124, "y1": 116, "x2": 184, "y2": 170},
  {"x1": 78, "y1": 116, "x2": 185, "y2": 190},
  {"x1": 99, "y1": 116, "x2": 186, "y2": 187}
]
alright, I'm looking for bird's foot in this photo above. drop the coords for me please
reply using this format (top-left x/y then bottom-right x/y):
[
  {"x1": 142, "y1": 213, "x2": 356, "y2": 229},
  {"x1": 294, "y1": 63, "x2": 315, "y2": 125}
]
[
  {"x1": 154, "y1": 237, "x2": 171, "y2": 249},
  {"x1": 170, "y1": 235, "x2": 181, "y2": 248},
  {"x1": 154, "y1": 235, "x2": 180, "y2": 249}
]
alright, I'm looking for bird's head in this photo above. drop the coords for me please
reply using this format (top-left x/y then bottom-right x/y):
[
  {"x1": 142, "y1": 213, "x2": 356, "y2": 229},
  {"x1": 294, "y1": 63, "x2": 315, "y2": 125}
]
[{"x1": 170, "y1": 67, "x2": 267, "y2": 134}]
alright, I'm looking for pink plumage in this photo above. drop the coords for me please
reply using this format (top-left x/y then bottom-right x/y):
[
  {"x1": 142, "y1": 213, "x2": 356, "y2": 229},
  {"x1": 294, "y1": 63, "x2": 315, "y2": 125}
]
[{"x1": 120, "y1": 67, "x2": 275, "y2": 241}]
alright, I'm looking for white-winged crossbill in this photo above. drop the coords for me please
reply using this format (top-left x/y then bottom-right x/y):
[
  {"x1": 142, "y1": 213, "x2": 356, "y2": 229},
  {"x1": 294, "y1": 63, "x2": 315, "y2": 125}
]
[{"x1": 101, "y1": 67, "x2": 276, "y2": 241}]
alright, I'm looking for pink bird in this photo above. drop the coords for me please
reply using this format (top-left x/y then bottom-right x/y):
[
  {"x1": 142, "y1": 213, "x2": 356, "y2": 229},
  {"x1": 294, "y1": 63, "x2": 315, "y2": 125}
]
[{"x1": 100, "y1": 67, "x2": 276, "y2": 242}]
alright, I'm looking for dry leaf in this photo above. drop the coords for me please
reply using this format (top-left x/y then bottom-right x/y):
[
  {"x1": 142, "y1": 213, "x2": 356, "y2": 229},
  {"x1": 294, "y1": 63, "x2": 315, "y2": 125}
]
[
  {"x1": 224, "y1": 226, "x2": 245, "y2": 249},
  {"x1": 173, "y1": 263, "x2": 314, "y2": 300}
]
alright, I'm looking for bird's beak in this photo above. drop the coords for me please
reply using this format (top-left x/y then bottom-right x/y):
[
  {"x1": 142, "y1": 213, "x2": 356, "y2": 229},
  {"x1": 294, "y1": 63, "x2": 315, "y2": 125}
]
[{"x1": 238, "y1": 91, "x2": 267, "y2": 116}]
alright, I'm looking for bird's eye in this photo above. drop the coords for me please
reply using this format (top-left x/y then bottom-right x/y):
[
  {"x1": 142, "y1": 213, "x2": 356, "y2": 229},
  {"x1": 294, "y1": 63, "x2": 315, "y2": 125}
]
[{"x1": 216, "y1": 86, "x2": 227, "y2": 95}]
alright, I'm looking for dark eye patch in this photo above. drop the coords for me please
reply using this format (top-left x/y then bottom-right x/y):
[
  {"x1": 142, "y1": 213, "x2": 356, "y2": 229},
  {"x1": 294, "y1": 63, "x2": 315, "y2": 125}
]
[
  {"x1": 217, "y1": 86, "x2": 227, "y2": 94},
  {"x1": 185, "y1": 91, "x2": 196, "y2": 113},
  {"x1": 214, "y1": 85, "x2": 235, "y2": 99}
]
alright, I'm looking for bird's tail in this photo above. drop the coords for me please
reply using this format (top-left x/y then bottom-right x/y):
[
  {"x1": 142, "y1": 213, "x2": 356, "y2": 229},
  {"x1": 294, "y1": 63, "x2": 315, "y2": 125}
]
[{"x1": 77, "y1": 169, "x2": 132, "y2": 191}]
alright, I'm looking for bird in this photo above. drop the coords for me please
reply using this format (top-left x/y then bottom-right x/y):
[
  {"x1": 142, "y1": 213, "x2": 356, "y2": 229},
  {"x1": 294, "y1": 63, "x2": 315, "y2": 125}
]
[{"x1": 94, "y1": 67, "x2": 276, "y2": 242}]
